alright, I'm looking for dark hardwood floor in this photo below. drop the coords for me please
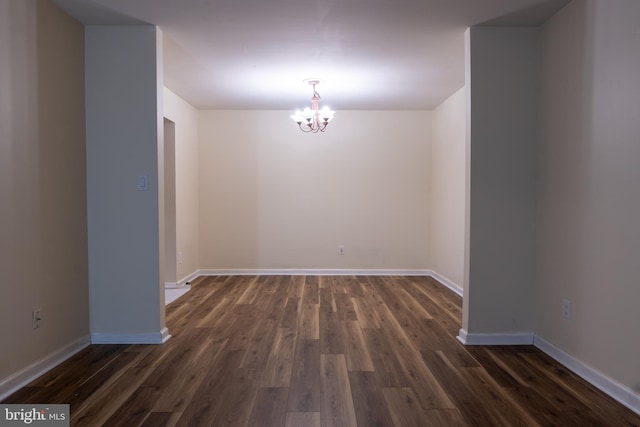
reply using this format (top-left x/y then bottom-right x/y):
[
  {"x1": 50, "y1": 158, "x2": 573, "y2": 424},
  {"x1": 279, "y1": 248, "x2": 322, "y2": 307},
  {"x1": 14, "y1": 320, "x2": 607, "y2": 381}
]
[{"x1": 3, "y1": 275, "x2": 639, "y2": 426}]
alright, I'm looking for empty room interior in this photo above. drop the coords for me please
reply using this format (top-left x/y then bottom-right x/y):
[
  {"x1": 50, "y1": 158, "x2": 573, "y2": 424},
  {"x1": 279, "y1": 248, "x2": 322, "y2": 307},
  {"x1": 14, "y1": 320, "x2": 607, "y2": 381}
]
[{"x1": 1, "y1": 0, "x2": 639, "y2": 425}]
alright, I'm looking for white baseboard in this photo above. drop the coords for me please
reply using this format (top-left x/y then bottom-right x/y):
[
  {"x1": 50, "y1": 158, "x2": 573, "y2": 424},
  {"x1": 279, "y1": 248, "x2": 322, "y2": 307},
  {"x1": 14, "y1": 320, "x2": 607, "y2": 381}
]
[
  {"x1": 457, "y1": 329, "x2": 534, "y2": 345},
  {"x1": 428, "y1": 270, "x2": 463, "y2": 297},
  {"x1": 0, "y1": 335, "x2": 90, "y2": 401},
  {"x1": 91, "y1": 327, "x2": 171, "y2": 344},
  {"x1": 457, "y1": 331, "x2": 640, "y2": 415},
  {"x1": 179, "y1": 270, "x2": 200, "y2": 286},
  {"x1": 165, "y1": 270, "x2": 200, "y2": 289},
  {"x1": 197, "y1": 268, "x2": 432, "y2": 276},
  {"x1": 534, "y1": 336, "x2": 640, "y2": 416}
]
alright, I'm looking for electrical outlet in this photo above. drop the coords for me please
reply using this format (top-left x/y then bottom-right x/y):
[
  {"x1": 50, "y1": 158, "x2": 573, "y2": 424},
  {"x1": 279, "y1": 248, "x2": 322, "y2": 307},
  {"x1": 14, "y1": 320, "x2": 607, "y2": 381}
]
[
  {"x1": 32, "y1": 310, "x2": 42, "y2": 329},
  {"x1": 338, "y1": 245, "x2": 345, "y2": 255},
  {"x1": 562, "y1": 299, "x2": 571, "y2": 320},
  {"x1": 178, "y1": 251, "x2": 183, "y2": 264}
]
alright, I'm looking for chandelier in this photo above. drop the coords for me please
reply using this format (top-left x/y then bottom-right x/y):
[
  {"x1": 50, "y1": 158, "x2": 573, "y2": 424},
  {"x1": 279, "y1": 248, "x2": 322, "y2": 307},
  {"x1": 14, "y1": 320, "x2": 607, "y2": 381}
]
[{"x1": 290, "y1": 80, "x2": 335, "y2": 133}]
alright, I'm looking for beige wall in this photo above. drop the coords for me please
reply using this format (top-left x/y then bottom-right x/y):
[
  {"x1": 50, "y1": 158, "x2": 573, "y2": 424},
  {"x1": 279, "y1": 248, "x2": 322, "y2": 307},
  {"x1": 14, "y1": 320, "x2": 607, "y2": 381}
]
[
  {"x1": 429, "y1": 87, "x2": 466, "y2": 288},
  {"x1": 163, "y1": 88, "x2": 200, "y2": 282},
  {"x1": 537, "y1": 0, "x2": 640, "y2": 393},
  {"x1": 198, "y1": 110, "x2": 432, "y2": 270},
  {"x1": 0, "y1": 0, "x2": 88, "y2": 380},
  {"x1": 163, "y1": 118, "x2": 177, "y2": 284}
]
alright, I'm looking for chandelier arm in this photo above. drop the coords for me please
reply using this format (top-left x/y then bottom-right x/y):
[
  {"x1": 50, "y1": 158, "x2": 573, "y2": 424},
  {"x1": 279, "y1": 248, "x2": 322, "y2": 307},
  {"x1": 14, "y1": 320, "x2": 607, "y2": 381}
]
[
  {"x1": 295, "y1": 118, "x2": 318, "y2": 132},
  {"x1": 298, "y1": 122, "x2": 313, "y2": 133}
]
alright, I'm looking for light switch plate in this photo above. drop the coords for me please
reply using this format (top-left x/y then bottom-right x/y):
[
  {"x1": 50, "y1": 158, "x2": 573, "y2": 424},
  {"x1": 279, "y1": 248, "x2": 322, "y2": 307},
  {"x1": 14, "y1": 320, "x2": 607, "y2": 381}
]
[{"x1": 137, "y1": 175, "x2": 149, "y2": 191}]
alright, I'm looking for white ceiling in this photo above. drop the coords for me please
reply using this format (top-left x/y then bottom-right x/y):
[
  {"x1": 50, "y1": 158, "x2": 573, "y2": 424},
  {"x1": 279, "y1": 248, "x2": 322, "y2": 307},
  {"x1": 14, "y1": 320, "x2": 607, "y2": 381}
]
[{"x1": 53, "y1": 0, "x2": 569, "y2": 110}]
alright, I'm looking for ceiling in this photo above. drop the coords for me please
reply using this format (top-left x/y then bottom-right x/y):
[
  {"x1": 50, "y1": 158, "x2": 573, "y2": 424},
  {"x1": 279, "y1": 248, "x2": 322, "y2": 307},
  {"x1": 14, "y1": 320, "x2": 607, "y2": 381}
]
[{"x1": 53, "y1": 0, "x2": 570, "y2": 110}]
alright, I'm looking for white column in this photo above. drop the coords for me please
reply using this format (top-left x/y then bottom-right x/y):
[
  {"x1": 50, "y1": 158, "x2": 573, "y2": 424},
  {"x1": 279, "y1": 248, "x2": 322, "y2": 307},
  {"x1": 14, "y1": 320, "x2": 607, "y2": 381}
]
[{"x1": 85, "y1": 25, "x2": 168, "y2": 343}]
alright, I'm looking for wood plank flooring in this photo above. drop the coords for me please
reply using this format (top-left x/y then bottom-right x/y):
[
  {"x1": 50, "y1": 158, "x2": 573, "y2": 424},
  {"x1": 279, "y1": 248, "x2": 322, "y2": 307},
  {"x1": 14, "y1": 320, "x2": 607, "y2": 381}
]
[{"x1": 3, "y1": 275, "x2": 639, "y2": 426}]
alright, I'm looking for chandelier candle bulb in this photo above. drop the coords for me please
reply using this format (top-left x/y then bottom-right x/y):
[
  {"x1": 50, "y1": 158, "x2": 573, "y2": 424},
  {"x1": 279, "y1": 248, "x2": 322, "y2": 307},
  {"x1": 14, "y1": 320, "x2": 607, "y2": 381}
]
[{"x1": 291, "y1": 79, "x2": 335, "y2": 133}]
